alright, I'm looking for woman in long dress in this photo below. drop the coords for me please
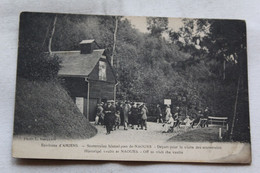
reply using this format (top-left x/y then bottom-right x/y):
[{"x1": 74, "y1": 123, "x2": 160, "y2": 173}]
[
  {"x1": 165, "y1": 105, "x2": 171, "y2": 122},
  {"x1": 123, "y1": 101, "x2": 131, "y2": 130},
  {"x1": 130, "y1": 103, "x2": 139, "y2": 130},
  {"x1": 141, "y1": 104, "x2": 148, "y2": 130}
]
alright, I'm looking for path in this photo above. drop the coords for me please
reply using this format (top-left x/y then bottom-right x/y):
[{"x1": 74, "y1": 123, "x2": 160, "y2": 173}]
[{"x1": 87, "y1": 122, "x2": 191, "y2": 143}]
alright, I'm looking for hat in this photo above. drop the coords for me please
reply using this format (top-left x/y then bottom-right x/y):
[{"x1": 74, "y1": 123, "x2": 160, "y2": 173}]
[{"x1": 107, "y1": 100, "x2": 115, "y2": 103}]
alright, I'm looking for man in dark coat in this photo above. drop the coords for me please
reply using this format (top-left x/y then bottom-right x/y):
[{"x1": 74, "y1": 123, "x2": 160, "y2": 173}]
[
  {"x1": 202, "y1": 107, "x2": 210, "y2": 127},
  {"x1": 156, "y1": 104, "x2": 163, "y2": 123},
  {"x1": 130, "y1": 103, "x2": 139, "y2": 130},
  {"x1": 104, "y1": 100, "x2": 116, "y2": 135},
  {"x1": 173, "y1": 106, "x2": 181, "y2": 128},
  {"x1": 136, "y1": 103, "x2": 142, "y2": 129},
  {"x1": 118, "y1": 102, "x2": 124, "y2": 126},
  {"x1": 191, "y1": 110, "x2": 203, "y2": 128}
]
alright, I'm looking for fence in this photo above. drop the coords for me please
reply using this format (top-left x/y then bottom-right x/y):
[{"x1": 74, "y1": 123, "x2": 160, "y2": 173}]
[{"x1": 208, "y1": 116, "x2": 228, "y2": 126}]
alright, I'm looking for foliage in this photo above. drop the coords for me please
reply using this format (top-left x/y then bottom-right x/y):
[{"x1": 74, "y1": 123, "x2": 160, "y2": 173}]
[
  {"x1": 169, "y1": 18, "x2": 249, "y2": 142},
  {"x1": 17, "y1": 12, "x2": 61, "y2": 81},
  {"x1": 17, "y1": 52, "x2": 61, "y2": 81},
  {"x1": 147, "y1": 17, "x2": 168, "y2": 37}
]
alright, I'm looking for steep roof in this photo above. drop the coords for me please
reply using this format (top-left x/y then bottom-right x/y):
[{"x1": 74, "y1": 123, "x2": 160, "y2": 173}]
[{"x1": 53, "y1": 49, "x2": 105, "y2": 77}]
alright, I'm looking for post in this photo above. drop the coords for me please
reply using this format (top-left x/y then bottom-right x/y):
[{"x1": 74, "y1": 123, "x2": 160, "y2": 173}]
[
  {"x1": 111, "y1": 16, "x2": 119, "y2": 66},
  {"x1": 114, "y1": 82, "x2": 119, "y2": 102},
  {"x1": 48, "y1": 15, "x2": 57, "y2": 55},
  {"x1": 87, "y1": 81, "x2": 90, "y2": 120},
  {"x1": 230, "y1": 75, "x2": 241, "y2": 140},
  {"x1": 223, "y1": 60, "x2": 226, "y2": 80},
  {"x1": 114, "y1": 85, "x2": 116, "y2": 101},
  {"x1": 85, "y1": 77, "x2": 90, "y2": 121},
  {"x1": 219, "y1": 128, "x2": 222, "y2": 139}
]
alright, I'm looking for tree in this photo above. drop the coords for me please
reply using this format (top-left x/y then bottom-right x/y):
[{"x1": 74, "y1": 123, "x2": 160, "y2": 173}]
[
  {"x1": 111, "y1": 16, "x2": 119, "y2": 67},
  {"x1": 147, "y1": 17, "x2": 168, "y2": 37},
  {"x1": 169, "y1": 19, "x2": 249, "y2": 142},
  {"x1": 17, "y1": 12, "x2": 61, "y2": 81},
  {"x1": 48, "y1": 15, "x2": 57, "y2": 54}
]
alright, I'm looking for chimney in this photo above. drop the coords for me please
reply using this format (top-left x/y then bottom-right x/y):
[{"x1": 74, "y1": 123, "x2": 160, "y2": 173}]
[{"x1": 79, "y1": 39, "x2": 95, "y2": 54}]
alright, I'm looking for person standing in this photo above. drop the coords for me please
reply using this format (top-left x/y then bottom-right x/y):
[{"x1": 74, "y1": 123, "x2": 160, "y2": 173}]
[
  {"x1": 136, "y1": 103, "x2": 142, "y2": 129},
  {"x1": 165, "y1": 105, "x2": 172, "y2": 122},
  {"x1": 173, "y1": 106, "x2": 181, "y2": 128},
  {"x1": 114, "y1": 110, "x2": 121, "y2": 130},
  {"x1": 130, "y1": 103, "x2": 139, "y2": 130},
  {"x1": 123, "y1": 101, "x2": 131, "y2": 130},
  {"x1": 104, "y1": 100, "x2": 116, "y2": 135},
  {"x1": 141, "y1": 104, "x2": 148, "y2": 130},
  {"x1": 203, "y1": 107, "x2": 210, "y2": 127},
  {"x1": 156, "y1": 104, "x2": 163, "y2": 123},
  {"x1": 95, "y1": 103, "x2": 104, "y2": 125},
  {"x1": 143, "y1": 103, "x2": 148, "y2": 118},
  {"x1": 119, "y1": 102, "x2": 124, "y2": 126}
]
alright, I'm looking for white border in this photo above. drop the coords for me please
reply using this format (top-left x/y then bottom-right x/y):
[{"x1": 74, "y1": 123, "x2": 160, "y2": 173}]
[{"x1": 1, "y1": 0, "x2": 259, "y2": 172}]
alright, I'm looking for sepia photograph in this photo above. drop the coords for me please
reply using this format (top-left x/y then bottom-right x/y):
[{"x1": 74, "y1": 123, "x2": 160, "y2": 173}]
[{"x1": 12, "y1": 12, "x2": 251, "y2": 163}]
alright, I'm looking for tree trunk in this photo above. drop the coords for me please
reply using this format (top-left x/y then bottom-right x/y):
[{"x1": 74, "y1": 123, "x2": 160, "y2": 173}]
[
  {"x1": 41, "y1": 22, "x2": 51, "y2": 50},
  {"x1": 213, "y1": 80, "x2": 216, "y2": 111},
  {"x1": 223, "y1": 60, "x2": 226, "y2": 80},
  {"x1": 230, "y1": 75, "x2": 241, "y2": 140},
  {"x1": 111, "y1": 16, "x2": 118, "y2": 66},
  {"x1": 48, "y1": 15, "x2": 57, "y2": 55}
]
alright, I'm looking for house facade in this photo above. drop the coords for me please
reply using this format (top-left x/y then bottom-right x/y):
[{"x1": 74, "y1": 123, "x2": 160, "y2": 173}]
[{"x1": 53, "y1": 40, "x2": 117, "y2": 121}]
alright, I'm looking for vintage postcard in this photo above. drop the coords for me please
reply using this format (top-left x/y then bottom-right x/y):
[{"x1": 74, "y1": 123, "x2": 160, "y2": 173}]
[{"x1": 12, "y1": 12, "x2": 251, "y2": 163}]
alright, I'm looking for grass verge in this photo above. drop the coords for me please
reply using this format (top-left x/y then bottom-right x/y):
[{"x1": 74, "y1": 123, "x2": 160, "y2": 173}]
[{"x1": 13, "y1": 78, "x2": 97, "y2": 139}]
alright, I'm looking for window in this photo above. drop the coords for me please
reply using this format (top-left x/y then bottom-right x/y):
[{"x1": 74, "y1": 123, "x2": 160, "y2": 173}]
[{"x1": 99, "y1": 61, "x2": 106, "y2": 81}]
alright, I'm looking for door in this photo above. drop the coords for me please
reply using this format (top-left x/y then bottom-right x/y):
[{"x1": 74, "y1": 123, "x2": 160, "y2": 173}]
[
  {"x1": 75, "y1": 97, "x2": 84, "y2": 114},
  {"x1": 88, "y1": 98, "x2": 99, "y2": 121}
]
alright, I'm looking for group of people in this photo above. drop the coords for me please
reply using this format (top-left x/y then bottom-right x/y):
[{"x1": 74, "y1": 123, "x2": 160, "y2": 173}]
[
  {"x1": 157, "y1": 105, "x2": 211, "y2": 133},
  {"x1": 95, "y1": 101, "x2": 211, "y2": 134},
  {"x1": 95, "y1": 100, "x2": 149, "y2": 135}
]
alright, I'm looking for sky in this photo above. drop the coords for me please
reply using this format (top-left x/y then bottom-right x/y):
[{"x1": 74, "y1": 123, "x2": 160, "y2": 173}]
[{"x1": 124, "y1": 16, "x2": 184, "y2": 33}]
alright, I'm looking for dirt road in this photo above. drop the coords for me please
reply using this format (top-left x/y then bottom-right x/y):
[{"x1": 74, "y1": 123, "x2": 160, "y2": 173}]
[
  {"x1": 86, "y1": 122, "x2": 226, "y2": 144},
  {"x1": 87, "y1": 122, "x2": 187, "y2": 143}
]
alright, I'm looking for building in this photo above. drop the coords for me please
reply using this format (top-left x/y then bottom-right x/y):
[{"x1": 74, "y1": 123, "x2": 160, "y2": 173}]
[{"x1": 53, "y1": 40, "x2": 117, "y2": 121}]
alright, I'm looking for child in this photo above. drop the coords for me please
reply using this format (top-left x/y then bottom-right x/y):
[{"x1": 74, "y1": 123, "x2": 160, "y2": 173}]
[
  {"x1": 114, "y1": 110, "x2": 121, "y2": 130},
  {"x1": 162, "y1": 114, "x2": 174, "y2": 133}
]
